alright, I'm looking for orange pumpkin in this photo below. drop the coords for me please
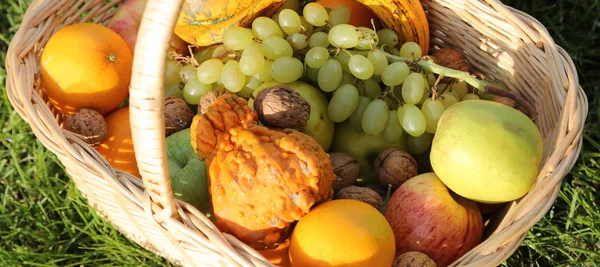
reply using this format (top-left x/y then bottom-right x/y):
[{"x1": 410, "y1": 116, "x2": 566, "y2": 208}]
[{"x1": 95, "y1": 106, "x2": 141, "y2": 178}]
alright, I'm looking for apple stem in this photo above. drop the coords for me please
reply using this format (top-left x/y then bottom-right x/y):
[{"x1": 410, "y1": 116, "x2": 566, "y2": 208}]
[{"x1": 380, "y1": 184, "x2": 393, "y2": 214}]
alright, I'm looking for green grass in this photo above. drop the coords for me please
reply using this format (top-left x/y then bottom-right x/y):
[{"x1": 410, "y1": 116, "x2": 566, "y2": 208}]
[{"x1": 1, "y1": 0, "x2": 598, "y2": 266}]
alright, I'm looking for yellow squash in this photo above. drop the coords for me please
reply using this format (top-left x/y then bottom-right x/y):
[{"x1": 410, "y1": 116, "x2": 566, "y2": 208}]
[
  {"x1": 174, "y1": 0, "x2": 286, "y2": 47},
  {"x1": 356, "y1": 0, "x2": 430, "y2": 55}
]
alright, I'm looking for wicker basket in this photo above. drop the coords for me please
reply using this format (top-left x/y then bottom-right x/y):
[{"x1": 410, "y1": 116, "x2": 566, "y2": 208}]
[{"x1": 5, "y1": 0, "x2": 588, "y2": 266}]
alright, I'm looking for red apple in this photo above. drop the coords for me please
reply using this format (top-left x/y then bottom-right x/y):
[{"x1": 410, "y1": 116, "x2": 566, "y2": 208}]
[
  {"x1": 384, "y1": 172, "x2": 483, "y2": 267},
  {"x1": 106, "y1": 0, "x2": 188, "y2": 55}
]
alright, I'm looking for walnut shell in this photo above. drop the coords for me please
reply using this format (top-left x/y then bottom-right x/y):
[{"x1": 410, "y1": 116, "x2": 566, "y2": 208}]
[
  {"x1": 62, "y1": 108, "x2": 107, "y2": 146},
  {"x1": 430, "y1": 48, "x2": 472, "y2": 73},
  {"x1": 393, "y1": 251, "x2": 437, "y2": 267},
  {"x1": 330, "y1": 152, "x2": 360, "y2": 191},
  {"x1": 254, "y1": 85, "x2": 310, "y2": 130},
  {"x1": 364, "y1": 183, "x2": 389, "y2": 200},
  {"x1": 198, "y1": 88, "x2": 230, "y2": 114},
  {"x1": 375, "y1": 148, "x2": 418, "y2": 188},
  {"x1": 335, "y1": 186, "x2": 383, "y2": 211},
  {"x1": 165, "y1": 96, "x2": 194, "y2": 136}
]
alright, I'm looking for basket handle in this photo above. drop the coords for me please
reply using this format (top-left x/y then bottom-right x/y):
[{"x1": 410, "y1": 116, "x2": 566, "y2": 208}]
[{"x1": 129, "y1": 0, "x2": 184, "y2": 220}]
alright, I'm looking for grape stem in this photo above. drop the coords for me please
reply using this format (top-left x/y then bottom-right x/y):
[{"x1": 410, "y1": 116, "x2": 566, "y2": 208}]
[{"x1": 353, "y1": 50, "x2": 538, "y2": 120}]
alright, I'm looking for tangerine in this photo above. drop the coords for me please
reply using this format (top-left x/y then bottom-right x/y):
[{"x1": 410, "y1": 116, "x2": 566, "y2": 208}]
[
  {"x1": 289, "y1": 199, "x2": 396, "y2": 267},
  {"x1": 95, "y1": 106, "x2": 140, "y2": 178},
  {"x1": 40, "y1": 23, "x2": 132, "y2": 115}
]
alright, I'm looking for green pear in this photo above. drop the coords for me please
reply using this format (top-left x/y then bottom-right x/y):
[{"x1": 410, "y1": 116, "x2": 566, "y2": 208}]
[
  {"x1": 166, "y1": 128, "x2": 213, "y2": 220},
  {"x1": 330, "y1": 121, "x2": 407, "y2": 185},
  {"x1": 430, "y1": 100, "x2": 543, "y2": 204}
]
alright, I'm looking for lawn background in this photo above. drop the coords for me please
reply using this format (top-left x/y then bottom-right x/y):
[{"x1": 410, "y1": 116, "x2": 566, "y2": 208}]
[{"x1": 1, "y1": 0, "x2": 598, "y2": 266}]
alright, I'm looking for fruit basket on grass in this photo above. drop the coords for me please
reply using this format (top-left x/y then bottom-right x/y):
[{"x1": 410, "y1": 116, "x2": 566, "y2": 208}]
[{"x1": 5, "y1": 0, "x2": 588, "y2": 266}]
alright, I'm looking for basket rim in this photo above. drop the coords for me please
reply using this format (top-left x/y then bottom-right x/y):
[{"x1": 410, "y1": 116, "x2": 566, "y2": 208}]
[{"x1": 3, "y1": 0, "x2": 590, "y2": 266}]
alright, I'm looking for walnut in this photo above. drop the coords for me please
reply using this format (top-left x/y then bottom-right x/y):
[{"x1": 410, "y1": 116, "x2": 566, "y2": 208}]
[
  {"x1": 393, "y1": 251, "x2": 437, "y2": 267},
  {"x1": 329, "y1": 152, "x2": 360, "y2": 191},
  {"x1": 165, "y1": 96, "x2": 194, "y2": 136},
  {"x1": 198, "y1": 88, "x2": 229, "y2": 114},
  {"x1": 430, "y1": 47, "x2": 472, "y2": 73},
  {"x1": 375, "y1": 149, "x2": 418, "y2": 188},
  {"x1": 335, "y1": 186, "x2": 383, "y2": 211},
  {"x1": 254, "y1": 85, "x2": 310, "y2": 130},
  {"x1": 62, "y1": 108, "x2": 107, "y2": 146},
  {"x1": 364, "y1": 183, "x2": 389, "y2": 200}
]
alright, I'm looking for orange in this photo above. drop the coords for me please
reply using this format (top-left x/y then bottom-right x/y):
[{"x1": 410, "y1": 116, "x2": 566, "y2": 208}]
[
  {"x1": 289, "y1": 199, "x2": 396, "y2": 267},
  {"x1": 95, "y1": 106, "x2": 141, "y2": 178},
  {"x1": 317, "y1": 0, "x2": 380, "y2": 28},
  {"x1": 257, "y1": 241, "x2": 291, "y2": 267},
  {"x1": 40, "y1": 23, "x2": 132, "y2": 115}
]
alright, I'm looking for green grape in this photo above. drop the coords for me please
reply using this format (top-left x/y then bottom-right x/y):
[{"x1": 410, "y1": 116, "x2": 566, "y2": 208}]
[
  {"x1": 306, "y1": 66, "x2": 320, "y2": 82},
  {"x1": 367, "y1": 49, "x2": 388, "y2": 75},
  {"x1": 221, "y1": 60, "x2": 246, "y2": 92},
  {"x1": 279, "y1": 9, "x2": 302, "y2": 34},
  {"x1": 381, "y1": 62, "x2": 410, "y2": 86},
  {"x1": 328, "y1": 24, "x2": 361, "y2": 48},
  {"x1": 335, "y1": 51, "x2": 351, "y2": 73},
  {"x1": 193, "y1": 46, "x2": 218, "y2": 65},
  {"x1": 165, "y1": 58, "x2": 183, "y2": 84},
  {"x1": 328, "y1": 84, "x2": 360, "y2": 122},
  {"x1": 222, "y1": 26, "x2": 254, "y2": 51},
  {"x1": 401, "y1": 72, "x2": 425, "y2": 104},
  {"x1": 348, "y1": 54, "x2": 374, "y2": 80},
  {"x1": 371, "y1": 74, "x2": 382, "y2": 83},
  {"x1": 377, "y1": 28, "x2": 398, "y2": 48},
  {"x1": 286, "y1": 33, "x2": 309, "y2": 51},
  {"x1": 399, "y1": 41, "x2": 423, "y2": 59},
  {"x1": 318, "y1": 59, "x2": 343, "y2": 92},
  {"x1": 253, "y1": 60, "x2": 273, "y2": 82},
  {"x1": 328, "y1": 4, "x2": 350, "y2": 25},
  {"x1": 239, "y1": 43, "x2": 265, "y2": 76},
  {"x1": 238, "y1": 86, "x2": 256, "y2": 99},
  {"x1": 421, "y1": 98, "x2": 445, "y2": 134},
  {"x1": 407, "y1": 132, "x2": 433, "y2": 155},
  {"x1": 215, "y1": 78, "x2": 225, "y2": 89},
  {"x1": 179, "y1": 64, "x2": 197, "y2": 83},
  {"x1": 245, "y1": 75, "x2": 263, "y2": 90},
  {"x1": 418, "y1": 90, "x2": 431, "y2": 105},
  {"x1": 303, "y1": 2, "x2": 329, "y2": 27},
  {"x1": 262, "y1": 36, "x2": 294, "y2": 60},
  {"x1": 252, "y1": 16, "x2": 283, "y2": 40},
  {"x1": 358, "y1": 79, "x2": 382, "y2": 99},
  {"x1": 305, "y1": 47, "x2": 330, "y2": 68},
  {"x1": 212, "y1": 44, "x2": 233, "y2": 63},
  {"x1": 451, "y1": 81, "x2": 468, "y2": 99},
  {"x1": 462, "y1": 93, "x2": 480, "y2": 101},
  {"x1": 340, "y1": 72, "x2": 355, "y2": 85},
  {"x1": 183, "y1": 77, "x2": 211, "y2": 105},
  {"x1": 361, "y1": 99, "x2": 389, "y2": 135},
  {"x1": 308, "y1": 32, "x2": 330, "y2": 48},
  {"x1": 272, "y1": 56, "x2": 304, "y2": 83},
  {"x1": 427, "y1": 73, "x2": 437, "y2": 88},
  {"x1": 382, "y1": 110, "x2": 403, "y2": 143},
  {"x1": 300, "y1": 16, "x2": 314, "y2": 35},
  {"x1": 356, "y1": 27, "x2": 379, "y2": 50},
  {"x1": 348, "y1": 96, "x2": 371, "y2": 132},
  {"x1": 196, "y1": 58, "x2": 224, "y2": 84},
  {"x1": 423, "y1": 72, "x2": 431, "y2": 92},
  {"x1": 165, "y1": 83, "x2": 183, "y2": 98},
  {"x1": 397, "y1": 104, "x2": 426, "y2": 137},
  {"x1": 439, "y1": 93, "x2": 459, "y2": 109}
]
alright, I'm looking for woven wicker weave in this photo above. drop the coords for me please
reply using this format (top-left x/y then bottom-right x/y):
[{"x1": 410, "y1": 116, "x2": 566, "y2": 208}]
[{"x1": 5, "y1": 0, "x2": 588, "y2": 266}]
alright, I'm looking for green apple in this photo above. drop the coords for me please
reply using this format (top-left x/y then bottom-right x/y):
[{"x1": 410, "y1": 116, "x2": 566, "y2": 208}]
[
  {"x1": 166, "y1": 128, "x2": 213, "y2": 220},
  {"x1": 330, "y1": 121, "x2": 407, "y2": 185},
  {"x1": 249, "y1": 80, "x2": 335, "y2": 151},
  {"x1": 430, "y1": 100, "x2": 543, "y2": 204}
]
